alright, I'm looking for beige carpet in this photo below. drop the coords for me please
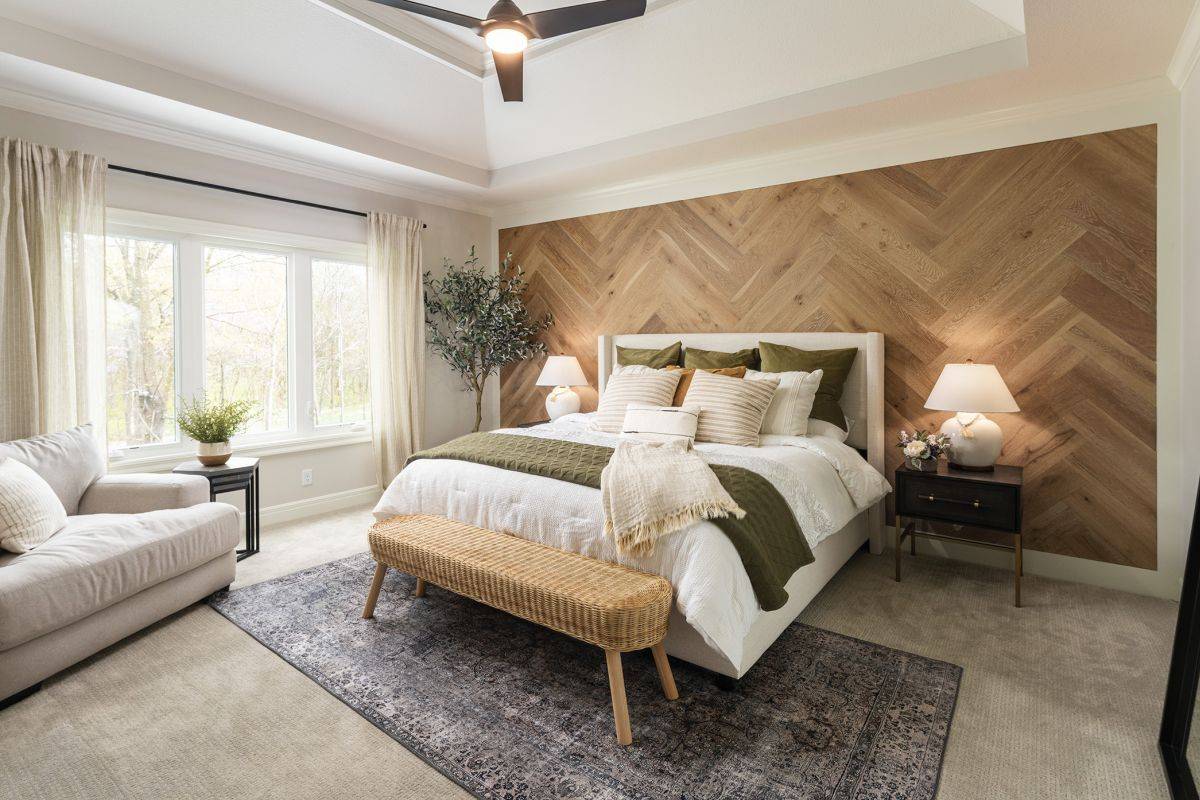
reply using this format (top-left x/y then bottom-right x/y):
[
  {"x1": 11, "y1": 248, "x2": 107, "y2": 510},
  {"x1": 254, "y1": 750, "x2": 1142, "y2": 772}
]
[{"x1": 0, "y1": 505, "x2": 1177, "y2": 800}]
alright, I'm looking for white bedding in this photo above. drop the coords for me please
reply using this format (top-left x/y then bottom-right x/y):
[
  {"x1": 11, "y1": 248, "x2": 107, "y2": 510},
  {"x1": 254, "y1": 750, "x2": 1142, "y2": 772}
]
[{"x1": 374, "y1": 413, "x2": 889, "y2": 667}]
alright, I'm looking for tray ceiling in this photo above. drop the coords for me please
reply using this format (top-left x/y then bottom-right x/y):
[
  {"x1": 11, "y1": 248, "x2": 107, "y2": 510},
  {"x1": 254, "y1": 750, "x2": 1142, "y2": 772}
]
[{"x1": 0, "y1": 0, "x2": 1190, "y2": 210}]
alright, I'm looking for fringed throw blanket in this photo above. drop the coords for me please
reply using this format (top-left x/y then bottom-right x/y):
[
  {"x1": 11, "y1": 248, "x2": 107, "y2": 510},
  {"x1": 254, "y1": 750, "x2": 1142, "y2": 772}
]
[
  {"x1": 406, "y1": 432, "x2": 814, "y2": 611},
  {"x1": 601, "y1": 439, "x2": 743, "y2": 556}
]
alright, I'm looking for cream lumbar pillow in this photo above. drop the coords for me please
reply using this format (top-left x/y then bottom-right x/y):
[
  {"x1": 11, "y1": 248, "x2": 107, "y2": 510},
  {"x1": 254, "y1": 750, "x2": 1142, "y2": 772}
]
[
  {"x1": 620, "y1": 404, "x2": 700, "y2": 446},
  {"x1": 745, "y1": 368, "x2": 823, "y2": 436},
  {"x1": 592, "y1": 370, "x2": 682, "y2": 433},
  {"x1": 0, "y1": 458, "x2": 68, "y2": 554},
  {"x1": 682, "y1": 369, "x2": 779, "y2": 447}
]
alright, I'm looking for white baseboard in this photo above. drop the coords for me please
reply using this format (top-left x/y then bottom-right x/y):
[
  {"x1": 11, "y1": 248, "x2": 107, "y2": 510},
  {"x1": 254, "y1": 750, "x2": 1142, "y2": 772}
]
[{"x1": 258, "y1": 485, "x2": 381, "y2": 529}]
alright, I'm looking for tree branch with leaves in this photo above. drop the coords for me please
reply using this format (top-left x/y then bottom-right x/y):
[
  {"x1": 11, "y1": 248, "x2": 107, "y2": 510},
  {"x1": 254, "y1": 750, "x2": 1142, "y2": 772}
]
[{"x1": 424, "y1": 248, "x2": 553, "y2": 431}]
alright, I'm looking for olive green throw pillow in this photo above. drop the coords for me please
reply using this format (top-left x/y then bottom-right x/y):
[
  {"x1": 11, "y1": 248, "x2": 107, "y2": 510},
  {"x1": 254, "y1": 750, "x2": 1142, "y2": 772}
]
[
  {"x1": 683, "y1": 346, "x2": 759, "y2": 370},
  {"x1": 616, "y1": 341, "x2": 682, "y2": 368},
  {"x1": 758, "y1": 341, "x2": 858, "y2": 432}
]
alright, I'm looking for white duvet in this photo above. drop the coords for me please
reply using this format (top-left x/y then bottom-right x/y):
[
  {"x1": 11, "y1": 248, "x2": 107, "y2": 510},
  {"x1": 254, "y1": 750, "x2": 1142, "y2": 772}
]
[{"x1": 374, "y1": 414, "x2": 890, "y2": 667}]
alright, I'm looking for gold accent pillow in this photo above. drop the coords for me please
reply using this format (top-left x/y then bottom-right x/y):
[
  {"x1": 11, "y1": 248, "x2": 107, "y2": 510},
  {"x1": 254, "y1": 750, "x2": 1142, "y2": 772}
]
[{"x1": 665, "y1": 366, "x2": 747, "y2": 406}]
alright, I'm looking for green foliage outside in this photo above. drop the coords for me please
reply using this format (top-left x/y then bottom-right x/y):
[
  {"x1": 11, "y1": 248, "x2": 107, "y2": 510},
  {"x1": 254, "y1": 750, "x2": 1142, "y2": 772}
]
[{"x1": 424, "y1": 248, "x2": 553, "y2": 431}]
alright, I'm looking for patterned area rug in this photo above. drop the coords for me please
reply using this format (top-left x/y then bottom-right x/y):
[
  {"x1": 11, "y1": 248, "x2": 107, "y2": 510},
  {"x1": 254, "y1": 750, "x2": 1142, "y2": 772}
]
[{"x1": 210, "y1": 554, "x2": 961, "y2": 800}]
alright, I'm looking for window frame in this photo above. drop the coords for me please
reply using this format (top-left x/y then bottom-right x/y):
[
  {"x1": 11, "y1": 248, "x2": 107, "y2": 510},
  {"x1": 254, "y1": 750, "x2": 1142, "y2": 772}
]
[{"x1": 105, "y1": 210, "x2": 370, "y2": 469}]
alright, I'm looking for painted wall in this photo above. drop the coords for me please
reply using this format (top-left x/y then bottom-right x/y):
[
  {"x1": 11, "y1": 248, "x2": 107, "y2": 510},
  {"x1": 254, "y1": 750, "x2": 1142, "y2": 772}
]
[
  {"x1": 0, "y1": 106, "x2": 496, "y2": 515},
  {"x1": 1183, "y1": 66, "x2": 1200, "y2": 511}
]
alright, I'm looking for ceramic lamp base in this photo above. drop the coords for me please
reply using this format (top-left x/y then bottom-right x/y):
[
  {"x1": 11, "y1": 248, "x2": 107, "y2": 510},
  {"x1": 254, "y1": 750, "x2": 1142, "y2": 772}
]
[
  {"x1": 939, "y1": 413, "x2": 1002, "y2": 471},
  {"x1": 545, "y1": 386, "x2": 581, "y2": 421}
]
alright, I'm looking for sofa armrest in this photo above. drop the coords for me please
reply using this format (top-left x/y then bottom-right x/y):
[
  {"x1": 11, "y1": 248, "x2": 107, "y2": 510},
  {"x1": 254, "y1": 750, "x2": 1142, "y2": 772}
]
[{"x1": 77, "y1": 474, "x2": 210, "y2": 515}]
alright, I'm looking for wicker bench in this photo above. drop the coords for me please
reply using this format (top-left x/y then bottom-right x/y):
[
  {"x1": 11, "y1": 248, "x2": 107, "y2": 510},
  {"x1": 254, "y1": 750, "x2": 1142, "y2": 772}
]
[{"x1": 362, "y1": 514, "x2": 678, "y2": 745}]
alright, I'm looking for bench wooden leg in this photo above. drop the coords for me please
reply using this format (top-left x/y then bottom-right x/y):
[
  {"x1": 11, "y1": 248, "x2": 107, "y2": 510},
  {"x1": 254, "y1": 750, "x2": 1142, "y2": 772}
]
[
  {"x1": 650, "y1": 643, "x2": 678, "y2": 701},
  {"x1": 413, "y1": 577, "x2": 426, "y2": 598},
  {"x1": 362, "y1": 563, "x2": 388, "y2": 619},
  {"x1": 604, "y1": 649, "x2": 633, "y2": 746}
]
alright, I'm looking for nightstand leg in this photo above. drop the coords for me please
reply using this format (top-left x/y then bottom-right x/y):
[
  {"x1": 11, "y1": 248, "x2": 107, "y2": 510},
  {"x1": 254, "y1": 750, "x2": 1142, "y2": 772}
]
[
  {"x1": 894, "y1": 515, "x2": 902, "y2": 582},
  {"x1": 911, "y1": 528, "x2": 917, "y2": 557},
  {"x1": 1014, "y1": 533, "x2": 1022, "y2": 608}
]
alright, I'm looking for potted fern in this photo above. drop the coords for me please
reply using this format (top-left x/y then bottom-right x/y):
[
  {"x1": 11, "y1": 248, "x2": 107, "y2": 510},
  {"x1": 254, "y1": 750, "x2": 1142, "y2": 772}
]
[{"x1": 176, "y1": 396, "x2": 255, "y2": 466}]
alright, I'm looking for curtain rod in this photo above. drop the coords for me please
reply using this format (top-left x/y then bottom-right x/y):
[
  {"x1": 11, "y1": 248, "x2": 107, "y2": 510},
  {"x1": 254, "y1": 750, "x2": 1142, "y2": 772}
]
[{"x1": 108, "y1": 165, "x2": 427, "y2": 228}]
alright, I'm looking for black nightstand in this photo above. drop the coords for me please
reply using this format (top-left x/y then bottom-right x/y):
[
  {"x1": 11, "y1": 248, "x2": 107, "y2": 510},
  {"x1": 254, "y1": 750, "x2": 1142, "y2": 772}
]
[{"x1": 894, "y1": 462, "x2": 1024, "y2": 606}]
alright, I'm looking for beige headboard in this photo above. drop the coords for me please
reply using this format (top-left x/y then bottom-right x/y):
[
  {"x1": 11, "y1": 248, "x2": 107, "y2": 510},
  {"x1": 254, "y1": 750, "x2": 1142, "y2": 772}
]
[{"x1": 597, "y1": 332, "x2": 886, "y2": 551}]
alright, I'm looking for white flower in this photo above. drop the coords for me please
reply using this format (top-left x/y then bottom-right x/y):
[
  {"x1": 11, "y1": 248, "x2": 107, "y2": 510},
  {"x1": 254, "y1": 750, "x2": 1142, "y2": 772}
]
[{"x1": 904, "y1": 440, "x2": 929, "y2": 459}]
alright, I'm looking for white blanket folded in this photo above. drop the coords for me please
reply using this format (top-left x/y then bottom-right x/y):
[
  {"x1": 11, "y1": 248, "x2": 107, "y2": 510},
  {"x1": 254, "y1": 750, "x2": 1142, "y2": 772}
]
[{"x1": 601, "y1": 439, "x2": 744, "y2": 556}]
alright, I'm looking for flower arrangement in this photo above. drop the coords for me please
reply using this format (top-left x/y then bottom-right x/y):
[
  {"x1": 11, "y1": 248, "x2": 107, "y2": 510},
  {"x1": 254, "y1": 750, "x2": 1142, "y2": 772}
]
[{"x1": 897, "y1": 429, "x2": 953, "y2": 471}]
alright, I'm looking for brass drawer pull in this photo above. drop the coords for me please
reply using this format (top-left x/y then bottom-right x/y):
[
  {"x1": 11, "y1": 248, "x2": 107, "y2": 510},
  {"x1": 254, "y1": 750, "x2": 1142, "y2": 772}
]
[{"x1": 918, "y1": 493, "x2": 982, "y2": 509}]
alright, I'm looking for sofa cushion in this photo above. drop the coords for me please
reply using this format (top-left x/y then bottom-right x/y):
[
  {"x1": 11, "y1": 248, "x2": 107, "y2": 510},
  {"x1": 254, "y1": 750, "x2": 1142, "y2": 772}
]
[
  {"x1": 0, "y1": 458, "x2": 68, "y2": 553},
  {"x1": 0, "y1": 425, "x2": 106, "y2": 515},
  {"x1": 0, "y1": 502, "x2": 239, "y2": 651},
  {"x1": 78, "y1": 473, "x2": 210, "y2": 515}
]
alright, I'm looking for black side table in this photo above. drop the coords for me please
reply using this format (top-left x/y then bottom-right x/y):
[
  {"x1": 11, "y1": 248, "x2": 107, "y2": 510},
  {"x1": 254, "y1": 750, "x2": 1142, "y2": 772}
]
[
  {"x1": 894, "y1": 462, "x2": 1024, "y2": 606},
  {"x1": 173, "y1": 457, "x2": 261, "y2": 561}
]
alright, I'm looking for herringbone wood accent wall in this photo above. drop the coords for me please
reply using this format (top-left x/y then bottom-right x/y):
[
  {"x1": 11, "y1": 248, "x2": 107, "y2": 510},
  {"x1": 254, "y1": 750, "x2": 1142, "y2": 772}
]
[{"x1": 500, "y1": 126, "x2": 1157, "y2": 568}]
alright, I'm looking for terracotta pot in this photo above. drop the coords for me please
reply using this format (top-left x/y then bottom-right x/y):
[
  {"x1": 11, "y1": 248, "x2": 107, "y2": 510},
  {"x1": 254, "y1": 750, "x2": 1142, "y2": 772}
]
[{"x1": 197, "y1": 441, "x2": 232, "y2": 466}]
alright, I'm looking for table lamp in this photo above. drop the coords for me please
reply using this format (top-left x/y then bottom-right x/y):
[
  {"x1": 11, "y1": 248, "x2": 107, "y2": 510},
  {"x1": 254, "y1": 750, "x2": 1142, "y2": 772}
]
[
  {"x1": 924, "y1": 361, "x2": 1019, "y2": 471},
  {"x1": 536, "y1": 355, "x2": 588, "y2": 421}
]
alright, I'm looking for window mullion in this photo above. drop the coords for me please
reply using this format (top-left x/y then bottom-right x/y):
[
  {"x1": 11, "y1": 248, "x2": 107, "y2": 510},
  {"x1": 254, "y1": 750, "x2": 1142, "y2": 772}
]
[{"x1": 293, "y1": 252, "x2": 314, "y2": 438}]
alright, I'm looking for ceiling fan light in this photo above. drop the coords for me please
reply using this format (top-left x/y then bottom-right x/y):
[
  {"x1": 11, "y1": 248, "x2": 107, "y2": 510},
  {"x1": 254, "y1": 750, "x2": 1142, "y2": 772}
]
[{"x1": 485, "y1": 26, "x2": 528, "y2": 53}]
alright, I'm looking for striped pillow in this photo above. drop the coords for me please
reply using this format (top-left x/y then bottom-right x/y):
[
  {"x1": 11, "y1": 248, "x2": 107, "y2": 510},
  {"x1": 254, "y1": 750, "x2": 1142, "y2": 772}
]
[
  {"x1": 746, "y1": 368, "x2": 823, "y2": 436},
  {"x1": 593, "y1": 371, "x2": 682, "y2": 433},
  {"x1": 0, "y1": 458, "x2": 68, "y2": 553},
  {"x1": 683, "y1": 369, "x2": 780, "y2": 446},
  {"x1": 620, "y1": 404, "x2": 699, "y2": 445}
]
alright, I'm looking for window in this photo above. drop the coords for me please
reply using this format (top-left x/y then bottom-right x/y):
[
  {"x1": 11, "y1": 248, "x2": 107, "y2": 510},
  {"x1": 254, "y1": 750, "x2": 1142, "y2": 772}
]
[
  {"x1": 204, "y1": 246, "x2": 290, "y2": 433},
  {"x1": 103, "y1": 215, "x2": 369, "y2": 459},
  {"x1": 312, "y1": 259, "x2": 369, "y2": 428},
  {"x1": 105, "y1": 235, "x2": 177, "y2": 450}
]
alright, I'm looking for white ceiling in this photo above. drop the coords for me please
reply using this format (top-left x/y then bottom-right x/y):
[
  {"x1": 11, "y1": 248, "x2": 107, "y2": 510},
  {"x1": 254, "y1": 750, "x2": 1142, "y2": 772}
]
[{"x1": 0, "y1": 0, "x2": 1192, "y2": 212}]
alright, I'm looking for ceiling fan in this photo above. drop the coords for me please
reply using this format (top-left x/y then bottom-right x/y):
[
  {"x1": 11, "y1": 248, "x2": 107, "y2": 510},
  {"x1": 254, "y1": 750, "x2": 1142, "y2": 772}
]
[{"x1": 365, "y1": 0, "x2": 647, "y2": 102}]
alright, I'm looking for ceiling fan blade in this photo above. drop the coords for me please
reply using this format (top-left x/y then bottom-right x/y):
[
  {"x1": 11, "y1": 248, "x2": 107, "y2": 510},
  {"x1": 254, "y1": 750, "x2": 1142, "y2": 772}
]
[
  {"x1": 522, "y1": 0, "x2": 646, "y2": 39},
  {"x1": 493, "y1": 50, "x2": 524, "y2": 102},
  {"x1": 364, "y1": 0, "x2": 483, "y2": 30}
]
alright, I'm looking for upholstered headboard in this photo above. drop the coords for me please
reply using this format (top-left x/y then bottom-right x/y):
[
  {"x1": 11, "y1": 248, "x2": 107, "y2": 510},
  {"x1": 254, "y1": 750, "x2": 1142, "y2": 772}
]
[{"x1": 597, "y1": 332, "x2": 886, "y2": 551}]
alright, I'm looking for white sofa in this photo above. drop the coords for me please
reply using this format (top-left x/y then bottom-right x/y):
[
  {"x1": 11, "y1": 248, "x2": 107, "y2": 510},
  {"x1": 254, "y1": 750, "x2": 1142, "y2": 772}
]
[{"x1": 0, "y1": 426, "x2": 240, "y2": 705}]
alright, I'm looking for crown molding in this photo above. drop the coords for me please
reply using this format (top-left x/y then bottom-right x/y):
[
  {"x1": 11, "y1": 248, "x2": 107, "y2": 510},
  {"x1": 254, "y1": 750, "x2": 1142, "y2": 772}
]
[
  {"x1": 1168, "y1": 0, "x2": 1200, "y2": 88},
  {"x1": 0, "y1": 84, "x2": 495, "y2": 216},
  {"x1": 493, "y1": 77, "x2": 1176, "y2": 228}
]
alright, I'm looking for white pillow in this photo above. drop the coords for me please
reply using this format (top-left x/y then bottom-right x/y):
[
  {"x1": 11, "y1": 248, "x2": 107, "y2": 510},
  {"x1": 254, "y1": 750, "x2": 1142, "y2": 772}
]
[
  {"x1": 682, "y1": 369, "x2": 779, "y2": 447},
  {"x1": 746, "y1": 368, "x2": 823, "y2": 436},
  {"x1": 0, "y1": 458, "x2": 68, "y2": 554},
  {"x1": 807, "y1": 418, "x2": 850, "y2": 443},
  {"x1": 610, "y1": 364, "x2": 664, "y2": 377},
  {"x1": 620, "y1": 404, "x2": 699, "y2": 445},
  {"x1": 592, "y1": 371, "x2": 682, "y2": 433}
]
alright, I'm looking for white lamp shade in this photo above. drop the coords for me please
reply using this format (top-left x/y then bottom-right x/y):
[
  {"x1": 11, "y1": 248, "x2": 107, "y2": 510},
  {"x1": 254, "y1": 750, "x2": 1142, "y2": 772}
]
[
  {"x1": 536, "y1": 355, "x2": 588, "y2": 387},
  {"x1": 924, "y1": 363, "x2": 1019, "y2": 413}
]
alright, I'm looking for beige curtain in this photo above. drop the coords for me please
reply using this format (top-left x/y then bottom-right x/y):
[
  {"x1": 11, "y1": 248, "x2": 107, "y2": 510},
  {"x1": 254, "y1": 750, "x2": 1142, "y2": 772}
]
[
  {"x1": 367, "y1": 212, "x2": 425, "y2": 487},
  {"x1": 0, "y1": 139, "x2": 107, "y2": 443}
]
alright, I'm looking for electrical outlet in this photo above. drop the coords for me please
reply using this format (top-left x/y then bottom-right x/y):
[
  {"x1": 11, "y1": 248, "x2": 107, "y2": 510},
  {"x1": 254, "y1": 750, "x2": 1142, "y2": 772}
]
[{"x1": 301, "y1": 468, "x2": 313, "y2": 487}]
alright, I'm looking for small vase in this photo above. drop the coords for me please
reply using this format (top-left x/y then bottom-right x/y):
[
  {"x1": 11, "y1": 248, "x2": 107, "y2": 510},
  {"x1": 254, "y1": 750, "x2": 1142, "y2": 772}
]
[
  {"x1": 197, "y1": 441, "x2": 232, "y2": 467},
  {"x1": 907, "y1": 457, "x2": 937, "y2": 472}
]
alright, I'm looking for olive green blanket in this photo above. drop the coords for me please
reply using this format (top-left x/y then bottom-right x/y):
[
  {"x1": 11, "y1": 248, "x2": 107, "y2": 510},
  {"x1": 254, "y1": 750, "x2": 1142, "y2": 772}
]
[{"x1": 406, "y1": 432, "x2": 813, "y2": 611}]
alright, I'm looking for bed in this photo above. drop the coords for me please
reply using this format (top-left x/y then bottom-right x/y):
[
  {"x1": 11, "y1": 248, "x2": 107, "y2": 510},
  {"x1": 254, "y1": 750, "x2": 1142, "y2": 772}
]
[{"x1": 374, "y1": 331, "x2": 888, "y2": 681}]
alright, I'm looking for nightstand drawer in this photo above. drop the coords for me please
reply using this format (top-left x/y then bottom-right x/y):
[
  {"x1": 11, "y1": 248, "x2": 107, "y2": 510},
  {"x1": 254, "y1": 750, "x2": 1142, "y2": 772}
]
[{"x1": 897, "y1": 474, "x2": 1019, "y2": 531}]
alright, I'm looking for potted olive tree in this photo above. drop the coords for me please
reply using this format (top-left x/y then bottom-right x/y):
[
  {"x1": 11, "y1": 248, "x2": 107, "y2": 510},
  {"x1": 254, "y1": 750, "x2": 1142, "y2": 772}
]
[
  {"x1": 177, "y1": 396, "x2": 254, "y2": 466},
  {"x1": 424, "y1": 248, "x2": 553, "y2": 432}
]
